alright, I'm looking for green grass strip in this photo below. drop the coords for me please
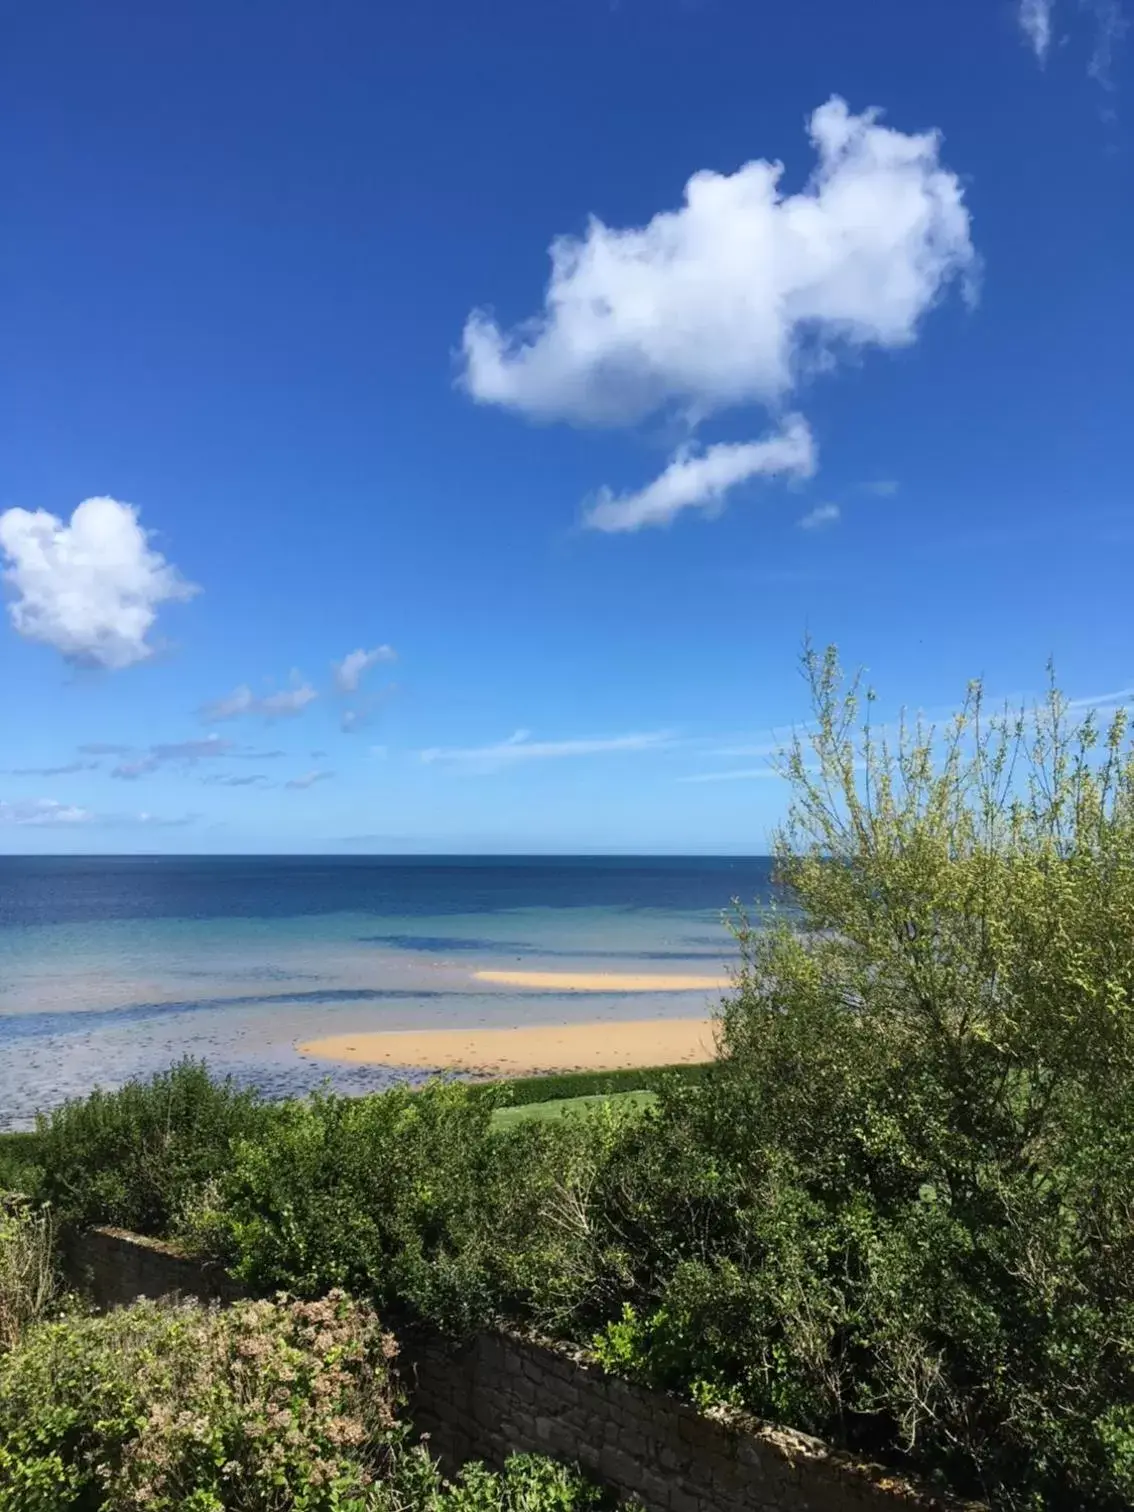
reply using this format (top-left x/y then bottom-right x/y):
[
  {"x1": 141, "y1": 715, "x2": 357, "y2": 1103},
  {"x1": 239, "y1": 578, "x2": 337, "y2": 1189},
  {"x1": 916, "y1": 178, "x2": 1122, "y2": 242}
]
[
  {"x1": 468, "y1": 1060, "x2": 708, "y2": 1108},
  {"x1": 491, "y1": 1089, "x2": 659, "y2": 1126}
]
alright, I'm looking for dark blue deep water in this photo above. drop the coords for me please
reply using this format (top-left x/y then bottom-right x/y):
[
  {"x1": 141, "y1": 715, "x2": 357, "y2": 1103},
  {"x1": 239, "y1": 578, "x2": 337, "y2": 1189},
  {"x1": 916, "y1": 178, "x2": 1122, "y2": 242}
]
[{"x1": 0, "y1": 854, "x2": 776, "y2": 929}]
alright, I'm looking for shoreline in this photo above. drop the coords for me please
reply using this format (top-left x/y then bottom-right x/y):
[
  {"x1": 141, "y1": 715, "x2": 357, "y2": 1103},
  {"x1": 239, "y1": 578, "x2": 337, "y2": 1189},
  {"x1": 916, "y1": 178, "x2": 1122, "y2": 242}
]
[
  {"x1": 471, "y1": 968, "x2": 729, "y2": 991},
  {"x1": 299, "y1": 1016, "x2": 718, "y2": 1075}
]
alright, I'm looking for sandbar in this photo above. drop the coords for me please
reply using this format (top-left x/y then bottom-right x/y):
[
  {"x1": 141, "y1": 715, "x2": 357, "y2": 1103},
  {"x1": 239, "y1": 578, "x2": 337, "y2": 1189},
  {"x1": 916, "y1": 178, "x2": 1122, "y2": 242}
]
[
  {"x1": 299, "y1": 1017, "x2": 717, "y2": 1074},
  {"x1": 472, "y1": 969, "x2": 729, "y2": 992}
]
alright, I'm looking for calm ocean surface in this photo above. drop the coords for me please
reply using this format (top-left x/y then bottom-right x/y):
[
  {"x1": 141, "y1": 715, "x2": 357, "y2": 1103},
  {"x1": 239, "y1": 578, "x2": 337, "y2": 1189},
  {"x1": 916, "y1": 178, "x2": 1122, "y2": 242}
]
[{"x1": 0, "y1": 856, "x2": 775, "y2": 1128}]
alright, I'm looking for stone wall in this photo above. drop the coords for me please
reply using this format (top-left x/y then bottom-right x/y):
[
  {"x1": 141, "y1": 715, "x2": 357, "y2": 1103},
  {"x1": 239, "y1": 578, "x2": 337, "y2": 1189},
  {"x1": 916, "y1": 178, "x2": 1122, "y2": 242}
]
[
  {"x1": 65, "y1": 1225, "x2": 244, "y2": 1308},
  {"x1": 400, "y1": 1329, "x2": 969, "y2": 1512},
  {"x1": 69, "y1": 1227, "x2": 976, "y2": 1512}
]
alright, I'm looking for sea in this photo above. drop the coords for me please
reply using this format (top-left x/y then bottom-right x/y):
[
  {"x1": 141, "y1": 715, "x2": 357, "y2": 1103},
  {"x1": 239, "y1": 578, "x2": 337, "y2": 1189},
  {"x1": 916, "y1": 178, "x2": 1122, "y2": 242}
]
[{"x1": 0, "y1": 855, "x2": 776, "y2": 1129}]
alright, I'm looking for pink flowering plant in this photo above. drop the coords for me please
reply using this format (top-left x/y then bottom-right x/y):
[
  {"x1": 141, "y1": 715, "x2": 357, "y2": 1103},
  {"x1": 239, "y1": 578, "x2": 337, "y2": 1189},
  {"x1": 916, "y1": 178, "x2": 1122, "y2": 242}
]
[{"x1": 0, "y1": 1290, "x2": 402, "y2": 1511}]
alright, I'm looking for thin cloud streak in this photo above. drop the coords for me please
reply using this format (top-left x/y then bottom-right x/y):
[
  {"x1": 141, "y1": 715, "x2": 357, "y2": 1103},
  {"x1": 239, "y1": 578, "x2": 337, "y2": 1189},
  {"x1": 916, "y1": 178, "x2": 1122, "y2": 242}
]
[
  {"x1": 678, "y1": 767, "x2": 785, "y2": 784},
  {"x1": 421, "y1": 729, "x2": 674, "y2": 772}
]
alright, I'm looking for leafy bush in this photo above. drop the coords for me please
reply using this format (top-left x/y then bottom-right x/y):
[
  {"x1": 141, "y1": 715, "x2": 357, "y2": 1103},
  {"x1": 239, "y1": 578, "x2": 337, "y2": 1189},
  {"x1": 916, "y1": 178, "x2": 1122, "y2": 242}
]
[
  {"x1": 376, "y1": 1451, "x2": 609, "y2": 1512},
  {"x1": 35, "y1": 1059, "x2": 268, "y2": 1234},
  {"x1": 0, "y1": 1133, "x2": 41, "y2": 1197},
  {"x1": 194, "y1": 1082, "x2": 645, "y2": 1338},
  {"x1": 0, "y1": 1200, "x2": 59, "y2": 1352},
  {"x1": 626, "y1": 650, "x2": 1134, "y2": 1508}
]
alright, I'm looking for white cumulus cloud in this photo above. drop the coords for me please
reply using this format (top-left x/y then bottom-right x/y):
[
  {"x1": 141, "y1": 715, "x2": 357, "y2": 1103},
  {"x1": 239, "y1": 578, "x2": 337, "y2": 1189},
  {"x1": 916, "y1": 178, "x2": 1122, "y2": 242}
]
[
  {"x1": 1019, "y1": 0, "x2": 1056, "y2": 59},
  {"x1": 798, "y1": 502, "x2": 841, "y2": 531},
  {"x1": 585, "y1": 417, "x2": 815, "y2": 533},
  {"x1": 0, "y1": 497, "x2": 197, "y2": 669},
  {"x1": 462, "y1": 97, "x2": 975, "y2": 427},
  {"x1": 332, "y1": 645, "x2": 396, "y2": 694}
]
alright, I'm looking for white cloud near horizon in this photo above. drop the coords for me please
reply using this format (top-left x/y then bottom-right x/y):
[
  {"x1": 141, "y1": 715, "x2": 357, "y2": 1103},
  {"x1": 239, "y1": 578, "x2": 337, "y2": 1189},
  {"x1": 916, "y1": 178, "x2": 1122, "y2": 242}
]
[
  {"x1": 0, "y1": 497, "x2": 197, "y2": 670},
  {"x1": 1019, "y1": 0, "x2": 1056, "y2": 59},
  {"x1": 332, "y1": 645, "x2": 396, "y2": 694},
  {"x1": 0, "y1": 797, "x2": 92, "y2": 825},
  {"x1": 462, "y1": 97, "x2": 975, "y2": 429},
  {"x1": 798, "y1": 501, "x2": 841, "y2": 531},
  {"x1": 585, "y1": 417, "x2": 815, "y2": 532},
  {"x1": 421, "y1": 729, "x2": 673, "y2": 772},
  {"x1": 201, "y1": 678, "x2": 318, "y2": 722}
]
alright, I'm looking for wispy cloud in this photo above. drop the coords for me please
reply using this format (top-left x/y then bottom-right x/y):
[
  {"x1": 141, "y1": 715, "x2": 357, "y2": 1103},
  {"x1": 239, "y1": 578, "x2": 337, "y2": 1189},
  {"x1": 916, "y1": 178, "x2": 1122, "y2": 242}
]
[
  {"x1": 1018, "y1": 0, "x2": 1128, "y2": 92},
  {"x1": 861, "y1": 479, "x2": 899, "y2": 498},
  {"x1": 78, "y1": 743, "x2": 133, "y2": 756},
  {"x1": 285, "y1": 770, "x2": 334, "y2": 790},
  {"x1": 7, "y1": 760, "x2": 98, "y2": 777},
  {"x1": 201, "y1": 677, "x2": 318, "y2": 722},
  {"x1": 1019, "y1": 0, "x2": 1056, "y2": 60},
  {"x1": 798, "y1": 502, "x2": 841, "y2": 531},
  {"x1": 202, "y1": 773, "x2": 270, "y2": 787},
  {"x1": 111, "y1": 735, "x2": 234, "y2": 780},
  {"x1": 421, "y1": 729, "x2": 673, "y2": 773},
  {"x1": 332, "y1": 645, "x2": 396, "y2": 695},
  {"x1": 1084, "y1": 0, "x2": 1128, "y2": 89},
  {"x1": 1066, "y1": 686, "x2": 1134, "y2": 711}
]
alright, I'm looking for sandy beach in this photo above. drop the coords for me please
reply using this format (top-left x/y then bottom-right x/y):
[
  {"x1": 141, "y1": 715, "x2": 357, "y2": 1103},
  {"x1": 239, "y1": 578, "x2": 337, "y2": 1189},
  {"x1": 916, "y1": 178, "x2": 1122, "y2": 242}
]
[
  {"x1": 472, "y1": 968, "x2": 729, "y2": 991},
  {"x1": 299, "y1": 1016, "x2": 717, "y2": 1074}
]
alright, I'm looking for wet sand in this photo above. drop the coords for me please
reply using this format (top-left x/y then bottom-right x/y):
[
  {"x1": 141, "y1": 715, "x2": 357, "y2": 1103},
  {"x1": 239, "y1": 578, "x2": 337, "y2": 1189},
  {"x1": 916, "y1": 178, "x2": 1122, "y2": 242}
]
[
  {"x1": 472, "y1": 969, "x2": 729, "y2": 991},
  {"x1": 299, "y1": 1016, "x2": 718, "y2": 1074}
]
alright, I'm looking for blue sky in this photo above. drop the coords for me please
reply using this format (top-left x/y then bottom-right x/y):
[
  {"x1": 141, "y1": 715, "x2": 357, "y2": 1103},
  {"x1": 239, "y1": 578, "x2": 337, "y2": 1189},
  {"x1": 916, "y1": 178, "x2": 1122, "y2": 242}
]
[{"x1": 1, "y1": 0, "x2": 1131, "y2": 854}]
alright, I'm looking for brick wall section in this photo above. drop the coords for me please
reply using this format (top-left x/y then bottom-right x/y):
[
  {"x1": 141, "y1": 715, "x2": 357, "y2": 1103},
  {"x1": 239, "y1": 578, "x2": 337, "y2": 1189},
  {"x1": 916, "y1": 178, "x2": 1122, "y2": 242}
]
[{"x1": 69, "y1": 1227, "x2": 977, "y2": 1512}]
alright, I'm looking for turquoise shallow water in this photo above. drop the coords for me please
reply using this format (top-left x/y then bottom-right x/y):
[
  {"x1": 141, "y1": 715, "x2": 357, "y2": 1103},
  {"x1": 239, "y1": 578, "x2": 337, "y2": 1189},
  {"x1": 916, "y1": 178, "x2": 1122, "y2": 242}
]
[{"x1": 0, "y1": 856, "x2": 775, "y2": 1127}]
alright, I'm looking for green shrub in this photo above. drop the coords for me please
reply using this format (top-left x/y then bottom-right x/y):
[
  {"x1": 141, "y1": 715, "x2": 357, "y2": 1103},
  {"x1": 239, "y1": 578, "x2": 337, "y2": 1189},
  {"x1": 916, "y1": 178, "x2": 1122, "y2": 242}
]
[
  {"x1": 0, "y1": 1133, "x2": 41, "y2": 1197},
  {"x1": 0, "y1": 1200, "x2": 60, "y2": 1353},
  {"x1": 35, "y1": 1059, "x2": 268, "y2": 1234},
  {"x1": 196, "y1": 1082, "x2": 646, "y2": 1339},
  {"x1": 377, "y1": 1450, "x2": 609, "y2": 1511}
]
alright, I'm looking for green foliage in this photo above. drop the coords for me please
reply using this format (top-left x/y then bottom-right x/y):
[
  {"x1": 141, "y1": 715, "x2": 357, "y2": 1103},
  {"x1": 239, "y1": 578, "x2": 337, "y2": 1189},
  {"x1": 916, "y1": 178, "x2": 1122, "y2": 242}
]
[
  {"x1": 376, "y1": 1451, "x2": 610, "y2": 1512},
  {"x1": 0, "y1": 1133, "x2": 41, "y2": 1196},
  {"x1": 694, "y1": 647, "x2": 1134, "y2": 1506},
  {"x1": 34, "y1": 1059, "x2": 268, "y2": 1234},
  {"x1": 197, "y1": 1082, "x2": 648, "y2": 1339},
  {"x1": 0, "y1": 1200, "x2": 60, "y2": 1352}
]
